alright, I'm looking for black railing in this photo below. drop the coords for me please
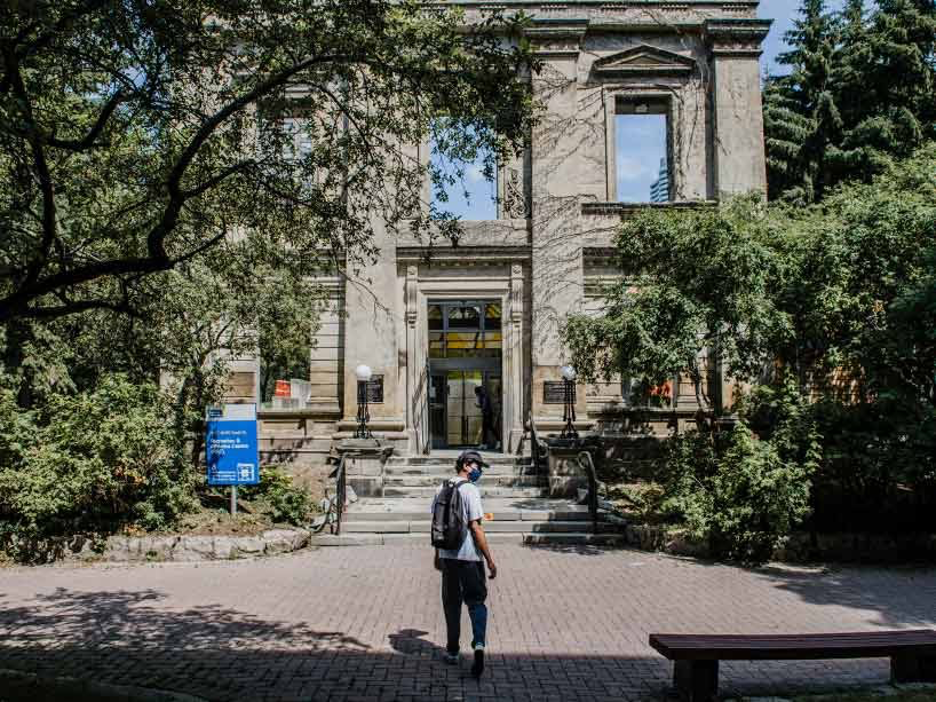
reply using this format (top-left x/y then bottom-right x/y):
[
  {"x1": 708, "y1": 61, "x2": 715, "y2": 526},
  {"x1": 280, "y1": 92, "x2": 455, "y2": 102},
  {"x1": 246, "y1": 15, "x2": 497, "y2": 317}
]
[
  {"x1": 578, "y1": 450, "x2": 600, "y2": 535},
  {"x1": 528, "y1": 411, "x2": 548, "y2": 473},
  {"x1": 325, "y1": 453, "x2": 348, "y2": 536}
]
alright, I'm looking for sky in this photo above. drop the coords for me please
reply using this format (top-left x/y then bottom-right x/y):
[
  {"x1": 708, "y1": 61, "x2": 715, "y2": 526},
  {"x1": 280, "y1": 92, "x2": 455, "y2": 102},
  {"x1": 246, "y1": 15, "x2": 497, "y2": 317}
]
[{"x1": 433, "y1": 0, "x2": 812, "y2": 214}]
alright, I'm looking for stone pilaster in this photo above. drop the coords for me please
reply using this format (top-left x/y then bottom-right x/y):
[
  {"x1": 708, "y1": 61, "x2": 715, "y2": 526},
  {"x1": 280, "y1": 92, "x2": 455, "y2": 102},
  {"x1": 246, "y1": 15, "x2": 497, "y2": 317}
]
[{"x1": 705, "y1": 19, "x2": 772, "y2": 196}]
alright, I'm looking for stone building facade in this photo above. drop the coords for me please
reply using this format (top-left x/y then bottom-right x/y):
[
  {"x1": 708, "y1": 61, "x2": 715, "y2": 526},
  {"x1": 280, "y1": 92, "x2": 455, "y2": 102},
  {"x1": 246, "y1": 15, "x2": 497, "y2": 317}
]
[{"x1": 240, "y1": 1, "x2": 771, "y2": 465}]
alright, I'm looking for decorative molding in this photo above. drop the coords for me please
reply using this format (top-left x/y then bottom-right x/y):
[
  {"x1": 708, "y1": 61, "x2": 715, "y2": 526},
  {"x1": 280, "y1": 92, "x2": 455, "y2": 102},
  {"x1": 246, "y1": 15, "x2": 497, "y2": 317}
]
[
  {"x1": 502, "y1": 168, "x2": 529, "y2": 219},
  {"x1": 396, "y1": 246, "x2": 532, "y2": 265},
  {"x1": 581, "y1": 200, "x2": 717, "y2": 216},
  {"x1": 704, "y1": 18, "x2": 771, "y2": 57},
  {"x1": 405, "y1": 266, "x2": 418, "y2": 328},
  {"x1": 509, "y1": 265, "x2": 524, "y2": 325},
  {"x1": 593, "y1": 45, "x2": 697, "y2": 78}
]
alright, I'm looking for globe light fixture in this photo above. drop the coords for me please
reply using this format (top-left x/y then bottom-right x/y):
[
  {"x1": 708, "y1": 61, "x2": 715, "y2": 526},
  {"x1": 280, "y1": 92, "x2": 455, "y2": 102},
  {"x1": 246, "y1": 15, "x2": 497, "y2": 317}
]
[
  {"x1": 354, "y1": 364, "x2": 373, "y2": 439},
  {"x1": 560, "y1": 364, "x2": 579, "y2": 441}
]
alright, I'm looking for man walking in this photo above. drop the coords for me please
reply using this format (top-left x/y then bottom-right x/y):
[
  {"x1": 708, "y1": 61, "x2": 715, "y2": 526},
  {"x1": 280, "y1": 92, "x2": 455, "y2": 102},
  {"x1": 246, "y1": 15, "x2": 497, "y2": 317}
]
[
  {"x1": 431, "y1": 449, "x2": 497, "y2": 678},
  {"x1": 474, "y1": 385, "x2": 496, "y2": 450}
]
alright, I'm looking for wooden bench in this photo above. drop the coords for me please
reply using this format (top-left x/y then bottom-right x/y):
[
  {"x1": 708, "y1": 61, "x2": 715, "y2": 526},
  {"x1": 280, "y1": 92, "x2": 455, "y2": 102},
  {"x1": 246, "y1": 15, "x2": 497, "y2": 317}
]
[{"x1": 649, "y1": 630, "x2": 936, "y2": 701}]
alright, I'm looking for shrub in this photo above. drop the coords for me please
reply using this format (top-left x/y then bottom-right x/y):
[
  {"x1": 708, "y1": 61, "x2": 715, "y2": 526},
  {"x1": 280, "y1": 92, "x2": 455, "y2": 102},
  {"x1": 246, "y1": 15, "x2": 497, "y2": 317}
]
[
  {"x1": 238, "y1": 466, "x2": 314, "y2": 526},
  {"x1": 0, "y1": 375, "x2": 197, "y2": 560},
  {"x1": 661, "y1": 377, "x2": 819, "y2": 565}
]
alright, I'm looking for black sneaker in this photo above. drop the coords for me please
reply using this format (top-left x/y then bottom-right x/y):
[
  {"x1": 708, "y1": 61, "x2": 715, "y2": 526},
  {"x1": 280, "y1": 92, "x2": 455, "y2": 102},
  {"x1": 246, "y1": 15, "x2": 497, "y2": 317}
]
[{"x1": 471, "y1": 645, "x2": 485, "y2": 678}]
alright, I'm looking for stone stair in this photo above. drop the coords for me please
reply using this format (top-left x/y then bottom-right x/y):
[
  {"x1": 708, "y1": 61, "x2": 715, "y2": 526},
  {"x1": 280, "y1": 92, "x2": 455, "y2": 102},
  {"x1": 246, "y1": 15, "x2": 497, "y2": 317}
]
[{"x1": 309, "y1": 452, "x2": 625, "y2": 546}]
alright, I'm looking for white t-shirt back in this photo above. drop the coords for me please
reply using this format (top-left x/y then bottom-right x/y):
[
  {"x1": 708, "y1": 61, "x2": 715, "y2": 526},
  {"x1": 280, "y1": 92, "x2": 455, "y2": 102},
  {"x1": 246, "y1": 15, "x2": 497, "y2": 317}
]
[{"x1": 431, "y1": 479, "x2": 484, "y2": 561}]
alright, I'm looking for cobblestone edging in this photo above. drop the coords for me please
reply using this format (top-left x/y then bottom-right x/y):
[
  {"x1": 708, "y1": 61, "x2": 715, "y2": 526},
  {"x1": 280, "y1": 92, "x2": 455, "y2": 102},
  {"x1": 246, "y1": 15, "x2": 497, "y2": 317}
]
[
  {"x1": 0, "y1": 667, "x2": 208, "y2": 702},
  {"x1": 622, "y1": 523, "x2": 936, "y2": 563},
  {"x1": 68, "y1": 528, "x2": 312, "y2": 563}
]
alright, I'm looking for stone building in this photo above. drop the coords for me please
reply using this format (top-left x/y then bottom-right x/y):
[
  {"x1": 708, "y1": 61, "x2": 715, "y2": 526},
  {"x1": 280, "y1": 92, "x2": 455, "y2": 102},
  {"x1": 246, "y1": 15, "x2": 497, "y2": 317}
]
[{"x1": 232, "y1": 1, "x2": 772, "y2": 466}]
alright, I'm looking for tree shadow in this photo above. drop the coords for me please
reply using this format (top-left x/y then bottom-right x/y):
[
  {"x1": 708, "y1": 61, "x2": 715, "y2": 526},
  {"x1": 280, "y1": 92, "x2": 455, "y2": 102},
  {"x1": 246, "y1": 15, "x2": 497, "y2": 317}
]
[
  {"x1": 0, "y1": 585, "x2": 908, "y2": 701},
  {"x1": 754, "y1": 563, "x2": 936, "y2": 630}
]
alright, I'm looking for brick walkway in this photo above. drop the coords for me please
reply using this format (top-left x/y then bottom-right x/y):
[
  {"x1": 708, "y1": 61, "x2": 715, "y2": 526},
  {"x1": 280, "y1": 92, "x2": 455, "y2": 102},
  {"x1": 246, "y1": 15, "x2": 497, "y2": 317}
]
[{"x1": 1, "y1": 545, "x2": 935, "y2": 701}]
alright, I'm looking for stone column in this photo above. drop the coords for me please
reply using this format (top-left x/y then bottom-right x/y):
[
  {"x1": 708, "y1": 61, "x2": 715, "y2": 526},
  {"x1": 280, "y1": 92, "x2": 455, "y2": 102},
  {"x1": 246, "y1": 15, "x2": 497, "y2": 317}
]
[
  {"x1": 705, "y1": 19, "x2": 772, "y2": 196},
  {"x1": 403, "y1": 265, "x2": 423, "y2": 453},
  {"x1": 529, "y1": 38, "x2": 588, "y2": 431},
  {"x1": 506, "y1": 264, "x2": 526, "y2": 451}
]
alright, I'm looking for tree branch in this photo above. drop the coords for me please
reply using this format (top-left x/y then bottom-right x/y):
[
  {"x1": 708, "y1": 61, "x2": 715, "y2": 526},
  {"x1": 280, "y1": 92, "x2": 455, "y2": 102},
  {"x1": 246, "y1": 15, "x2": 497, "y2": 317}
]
[
  {"x1": 13, "y1": 298, "x2": 141, "y2": 322},
  {"x1": 179, "y1": 159, "x2": 255, "y2": 199},
  {"x1": 48, "y1": 89, "x2": 124, "y2": 151},
  {"x1": 4, "y1": 48, "x2": 57, "y2": 289}
]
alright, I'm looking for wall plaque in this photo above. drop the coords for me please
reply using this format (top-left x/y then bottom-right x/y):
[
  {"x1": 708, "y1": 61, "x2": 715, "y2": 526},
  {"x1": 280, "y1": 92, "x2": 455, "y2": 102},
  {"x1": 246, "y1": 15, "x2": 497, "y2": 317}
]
[
  {"x1": 367, "y1": 375, "x2": 384, "y2": 404},
  {"x1": 543, "y1": 381, "x2": 568, "y2": 404}
]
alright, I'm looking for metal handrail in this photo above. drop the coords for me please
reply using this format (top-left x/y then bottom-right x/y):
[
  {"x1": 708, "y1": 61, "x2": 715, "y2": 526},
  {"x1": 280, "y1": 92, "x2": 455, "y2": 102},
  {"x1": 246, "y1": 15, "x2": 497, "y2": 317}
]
[
  {"x1": 578, "y1": 450, "x2": 600, "y2": 535},
  {"x1": 327, "y1": 454, "x2": 347, "y2": 536},
  {"x1": 528, "y1": 411, "x2": 547, "y2": 473}
]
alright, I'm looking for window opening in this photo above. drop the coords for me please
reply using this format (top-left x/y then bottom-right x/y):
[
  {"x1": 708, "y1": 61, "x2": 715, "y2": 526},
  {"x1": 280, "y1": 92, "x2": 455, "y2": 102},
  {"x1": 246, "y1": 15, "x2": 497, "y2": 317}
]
[
  {"x1": 429, "y1": 119, "x2": 498, "y2": 220},
  {"x1": 614, "y1": 102, "x2": 669, "y2": 203}
]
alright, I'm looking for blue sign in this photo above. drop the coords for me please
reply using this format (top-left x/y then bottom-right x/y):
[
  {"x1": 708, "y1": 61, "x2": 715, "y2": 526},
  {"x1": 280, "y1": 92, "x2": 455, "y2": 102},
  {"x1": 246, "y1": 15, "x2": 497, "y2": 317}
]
[{"x1": 206, "y1": 418, "x2": 259, "y2": 486}]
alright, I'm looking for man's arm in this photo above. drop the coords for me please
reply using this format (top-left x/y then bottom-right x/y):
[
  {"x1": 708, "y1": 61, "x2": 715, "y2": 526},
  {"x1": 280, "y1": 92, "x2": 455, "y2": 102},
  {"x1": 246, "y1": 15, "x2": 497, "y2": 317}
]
[{"x1": 469, "y1": 520, "x2": 497, "y2": 579}]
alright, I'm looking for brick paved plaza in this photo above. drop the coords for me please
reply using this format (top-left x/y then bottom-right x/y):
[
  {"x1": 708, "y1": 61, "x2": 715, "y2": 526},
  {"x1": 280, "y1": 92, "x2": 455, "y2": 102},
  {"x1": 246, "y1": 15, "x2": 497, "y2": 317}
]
[{"x1": 2, "y1": 545, "x2": 935, "y2": 701}]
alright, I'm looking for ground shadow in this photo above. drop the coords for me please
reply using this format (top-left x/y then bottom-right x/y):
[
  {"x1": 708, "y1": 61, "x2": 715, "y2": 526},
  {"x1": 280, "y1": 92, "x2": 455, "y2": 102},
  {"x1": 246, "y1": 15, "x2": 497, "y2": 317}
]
[{"x1": 0, "y1": 586, "x2": 907, "y2": 702}]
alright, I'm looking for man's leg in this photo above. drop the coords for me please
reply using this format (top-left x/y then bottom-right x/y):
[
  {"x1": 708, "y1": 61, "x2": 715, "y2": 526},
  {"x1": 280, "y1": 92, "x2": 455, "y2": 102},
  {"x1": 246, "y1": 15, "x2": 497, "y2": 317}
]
[
  {"x1": 460, "y1": 560, "x2": 489, "y2": 677},
  {"x1": 440, "y1": 558, "x2": 463, "y2": 656}
]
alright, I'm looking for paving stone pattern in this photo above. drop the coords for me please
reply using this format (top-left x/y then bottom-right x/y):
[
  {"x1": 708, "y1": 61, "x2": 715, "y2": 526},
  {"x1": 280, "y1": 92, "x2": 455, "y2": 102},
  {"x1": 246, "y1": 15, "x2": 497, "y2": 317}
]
[{"x1": 2, "y1": 545, "x2": 936, "y2": 701}]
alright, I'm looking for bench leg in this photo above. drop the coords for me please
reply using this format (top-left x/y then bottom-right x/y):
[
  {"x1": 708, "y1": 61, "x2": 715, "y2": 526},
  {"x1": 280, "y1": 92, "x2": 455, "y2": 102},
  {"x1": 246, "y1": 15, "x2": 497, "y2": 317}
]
[
  {"x1": 674, "y1": 660, "x2": 719, "y2": 702},
  {"x1": 892, "y1": 654, "x2": 936, "y2": 683}
]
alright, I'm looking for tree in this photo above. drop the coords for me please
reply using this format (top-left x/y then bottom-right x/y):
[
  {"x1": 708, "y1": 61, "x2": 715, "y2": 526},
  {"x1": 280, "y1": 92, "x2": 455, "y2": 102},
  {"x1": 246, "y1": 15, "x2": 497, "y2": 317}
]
[
  {"x1": 563, "y1": 147, "x2": 936, "y2": 548},
  {"x1": 0, "y1": 0, "x2": 538, "y2": 323},
  {"x1": 763, "y1": 0, "x2": 842, "y2": 203},
  {"x1": 763, "y1": 0, "x2": 936, "y2": 202}
]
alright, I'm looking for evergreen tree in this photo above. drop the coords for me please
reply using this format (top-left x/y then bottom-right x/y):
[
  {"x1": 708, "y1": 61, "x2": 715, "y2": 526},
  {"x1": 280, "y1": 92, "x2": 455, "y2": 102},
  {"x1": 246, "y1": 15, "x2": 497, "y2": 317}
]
[
  {"x1": 763, "y1": 0, "x2": 936, "y2": 201},
  {"x1": 828, "y1": 0, "x2": 936, "y2": 181},
  {"x1": 763, "y1": 0, "x2": 841, "y2": 203}
]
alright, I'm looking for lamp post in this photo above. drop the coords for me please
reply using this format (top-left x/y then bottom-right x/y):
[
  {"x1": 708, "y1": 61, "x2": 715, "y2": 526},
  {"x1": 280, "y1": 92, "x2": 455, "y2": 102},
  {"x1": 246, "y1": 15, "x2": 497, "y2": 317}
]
[
  {"x1": 560, "y1": 364, "x2": 578, "y2": 441},
  {"x1": 354, "y1": 364, "x2": 373, "y2": 439}
]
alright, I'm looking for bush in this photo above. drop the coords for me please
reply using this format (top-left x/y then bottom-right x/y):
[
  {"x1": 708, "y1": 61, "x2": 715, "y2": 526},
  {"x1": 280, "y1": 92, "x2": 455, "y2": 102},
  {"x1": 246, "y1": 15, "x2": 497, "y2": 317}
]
[
  {"x1": 238, "y1": 466, "x2": 314, "y2": 526},
  {"x1": 0, "y1": 375, "x2": 197, "y2": 560},
  {"x1": 661, "y1": 377, "x2": 819, "y2": 565}
]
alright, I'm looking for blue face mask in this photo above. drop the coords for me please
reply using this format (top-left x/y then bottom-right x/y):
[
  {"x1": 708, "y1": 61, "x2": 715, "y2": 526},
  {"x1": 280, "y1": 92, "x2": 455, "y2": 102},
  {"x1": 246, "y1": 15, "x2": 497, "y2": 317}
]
[{"x1": 467, "y1": 465, "x2": 483, "y2": 483}]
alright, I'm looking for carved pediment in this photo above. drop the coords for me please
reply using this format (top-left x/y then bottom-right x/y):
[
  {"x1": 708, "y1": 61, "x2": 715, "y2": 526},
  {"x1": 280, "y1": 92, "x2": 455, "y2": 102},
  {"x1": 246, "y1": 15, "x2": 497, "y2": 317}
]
[{"x1": 592, "y1": 45, "x2": 696, "y2": 78}]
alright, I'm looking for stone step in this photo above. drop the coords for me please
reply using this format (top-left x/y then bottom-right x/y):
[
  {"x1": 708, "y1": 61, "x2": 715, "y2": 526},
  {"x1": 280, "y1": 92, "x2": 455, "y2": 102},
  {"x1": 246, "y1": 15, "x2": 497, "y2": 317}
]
[
  {"x1": 383, "y1": 476, "x2": 547, "y2": 489},
  {"x1": 381, "y1": 486, "x2": 550, "y2": 499},
  {"x1": 386, "y1": 455, "x2": 532, "y2": 467},
  {"x1": 343, "y1": 509, "x2": 592, "y2": 523},
  {"x1": 309, "y1": 532, "x2": 626, "y2": 547},
  {"x1": 340, "y1": 520, "x2": 595, "y2": 534},
  {"x1": 384, "y1": 465, "x2": 541, "y2": 477}
]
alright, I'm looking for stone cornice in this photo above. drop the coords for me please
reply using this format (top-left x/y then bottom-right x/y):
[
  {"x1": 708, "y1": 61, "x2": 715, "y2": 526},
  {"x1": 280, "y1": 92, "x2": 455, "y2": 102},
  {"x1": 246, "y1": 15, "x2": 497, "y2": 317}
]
[
  {"x1": 396, "y1": 245, "x2": 532, "y2": 265},
  {"x1": 581, "y1": 199, "x2": 717, "y2": 216},
  {"x1": 703, "y1": 18, "x2": 772, "y2": 57}
]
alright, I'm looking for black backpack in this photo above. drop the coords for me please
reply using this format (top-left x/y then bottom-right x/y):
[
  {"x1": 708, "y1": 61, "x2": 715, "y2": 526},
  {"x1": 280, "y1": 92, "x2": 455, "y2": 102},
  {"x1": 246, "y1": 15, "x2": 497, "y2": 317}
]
[{"x1": 431, "y1": 479, "x2": 468, "y2": 550}]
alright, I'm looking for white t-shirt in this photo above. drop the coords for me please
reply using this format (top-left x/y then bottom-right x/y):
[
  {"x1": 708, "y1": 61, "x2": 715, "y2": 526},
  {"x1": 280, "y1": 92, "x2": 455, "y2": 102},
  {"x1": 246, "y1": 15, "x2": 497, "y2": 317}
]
[{"x1": 431, "y1": 479, "x2": 484, "y2": 561}]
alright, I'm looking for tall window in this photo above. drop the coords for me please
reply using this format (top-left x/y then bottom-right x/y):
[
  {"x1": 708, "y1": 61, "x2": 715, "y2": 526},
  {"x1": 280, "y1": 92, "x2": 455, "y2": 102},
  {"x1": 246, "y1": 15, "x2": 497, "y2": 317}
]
[
  {"x1": 429, "y1": 119, "x2": 498, "y2": 220},
  {"x1": 615, "y1": 101, "x2": 669, "y2": 203}
]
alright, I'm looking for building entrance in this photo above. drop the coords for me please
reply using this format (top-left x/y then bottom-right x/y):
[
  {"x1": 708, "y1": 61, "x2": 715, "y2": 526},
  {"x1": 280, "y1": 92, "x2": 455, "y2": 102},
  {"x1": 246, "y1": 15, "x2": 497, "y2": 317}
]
[{"x1": 427, "y1": 300, "x2": 502, "y2": 450}]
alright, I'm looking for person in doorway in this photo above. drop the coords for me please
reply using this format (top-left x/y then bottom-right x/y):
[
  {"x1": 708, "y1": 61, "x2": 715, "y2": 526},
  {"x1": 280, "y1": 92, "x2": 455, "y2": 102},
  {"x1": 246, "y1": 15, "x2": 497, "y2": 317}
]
[
  {"x1": 474, "y1": 385, "x2": 496, "y2": 450},
  {"x1": 431, "y1": 449, "x2": 498, "y2": 678}
]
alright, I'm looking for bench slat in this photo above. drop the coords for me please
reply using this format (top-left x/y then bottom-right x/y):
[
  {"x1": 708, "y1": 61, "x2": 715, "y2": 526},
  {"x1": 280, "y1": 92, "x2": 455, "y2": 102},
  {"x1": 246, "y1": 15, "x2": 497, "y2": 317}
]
[{"x1": 650, "y1": 630, "x2": 936, "y2": 661}]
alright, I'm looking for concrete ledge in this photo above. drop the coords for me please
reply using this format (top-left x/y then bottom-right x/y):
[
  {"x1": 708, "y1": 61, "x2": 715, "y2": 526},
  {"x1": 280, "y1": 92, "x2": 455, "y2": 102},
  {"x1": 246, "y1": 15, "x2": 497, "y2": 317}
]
[
  {"x1": 0, "y1": 667, "x2": 207, "y2": 702},
  {"x1": 57, "y1": 529, "x2": 312, "y2": 563}
]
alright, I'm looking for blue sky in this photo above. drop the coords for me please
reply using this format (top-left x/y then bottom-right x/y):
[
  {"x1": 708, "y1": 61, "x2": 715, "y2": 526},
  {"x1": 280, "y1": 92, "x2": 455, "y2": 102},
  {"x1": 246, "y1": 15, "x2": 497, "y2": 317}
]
[{"x1": 434, "y1": 0, "x2": 812, "y2": 214}]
